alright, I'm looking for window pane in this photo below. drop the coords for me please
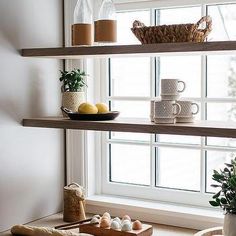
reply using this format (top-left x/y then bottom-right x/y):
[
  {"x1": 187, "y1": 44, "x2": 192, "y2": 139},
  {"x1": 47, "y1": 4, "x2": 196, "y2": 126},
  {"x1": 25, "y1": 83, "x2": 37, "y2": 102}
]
[
  {"x1": 117, "y1": 10, "x2": 150, "y2": 45},
  {"x1": 110, "y1": 57, "x2": 151, "y2": 97},
  {"x1": 207, "y1": 137, "x2": 236, "y2": 148},
  {"x1": 110, "y1": 132, "x2": 150, "y2": 142},
  {"x1": 158, "y1": 6, "x2": 201, "y2": 25},
  {"x1": 156, "y1": 147, "x2": 201, "y2": 191},
  {"x1": 207, "y1": 103, "x2": 236, "y2": 121},
  {"x1": 207, "y1": 4, "x2": 236, "y2": 41},
  {"x1": 110, "y1": 144, "x2": 150, "y2": 185},
  {"x1": 157, "y1": 134, "x2": 201, "y2": 145},
  {"x1": 207, "y1": 56, "x2": 236, "y2": 98},
  {"x1": 206, "y1": 151, "x2": 235, "y2": 193},
  {"x1": 158, "y1": 56, "x2": 201, "y2": 97},
  {"x1": 111, "y1": 100, "x2": 149, "y2": 118}
]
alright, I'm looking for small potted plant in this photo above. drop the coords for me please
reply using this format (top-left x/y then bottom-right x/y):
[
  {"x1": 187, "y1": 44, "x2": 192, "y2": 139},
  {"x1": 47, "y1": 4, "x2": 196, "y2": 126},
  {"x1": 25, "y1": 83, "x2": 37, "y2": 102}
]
[
  {"x1": 209, "y1": 157, "x2": 236, "y2": 236},
  {"x1": 59, "y1": 69, "x2": 87, "y2": 115}
]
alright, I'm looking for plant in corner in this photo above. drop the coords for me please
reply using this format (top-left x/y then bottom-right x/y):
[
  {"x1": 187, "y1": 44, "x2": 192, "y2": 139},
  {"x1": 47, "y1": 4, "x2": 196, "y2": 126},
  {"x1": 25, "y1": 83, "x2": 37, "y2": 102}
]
[
  {"x1": 59, "y1": 69, "x2": 87, "y2": 115},
  {"x1": 209, "y1": 157, "x2": 236, "y2": 236}
]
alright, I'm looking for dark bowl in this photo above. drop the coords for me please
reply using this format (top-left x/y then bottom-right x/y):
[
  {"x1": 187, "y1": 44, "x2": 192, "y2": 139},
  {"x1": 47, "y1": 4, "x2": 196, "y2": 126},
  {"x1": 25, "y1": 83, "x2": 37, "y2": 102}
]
[{"x1": 61, "y1": 107, "x2": 120, "y2": 121}]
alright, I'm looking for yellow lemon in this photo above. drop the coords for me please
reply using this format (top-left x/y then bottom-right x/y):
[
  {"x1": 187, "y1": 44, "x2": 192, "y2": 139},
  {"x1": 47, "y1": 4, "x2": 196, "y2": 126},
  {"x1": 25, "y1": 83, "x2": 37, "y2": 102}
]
[
  {"x1": 96, "y1": 103, "x2": 109, "y2": 113},
  {"x1": 78, "y1": 102, "x2": 98, "y2": 114}
]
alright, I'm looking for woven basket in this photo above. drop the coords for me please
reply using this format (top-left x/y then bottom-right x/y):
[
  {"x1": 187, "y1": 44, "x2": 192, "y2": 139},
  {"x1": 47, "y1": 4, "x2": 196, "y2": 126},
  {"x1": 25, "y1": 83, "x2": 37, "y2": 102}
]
[
  {"x1": 63, "y1": 183, "x2": 86, "y2": 222},
  {"x1": 131, "y1": 16, "x2": 212, "y2": 44}
]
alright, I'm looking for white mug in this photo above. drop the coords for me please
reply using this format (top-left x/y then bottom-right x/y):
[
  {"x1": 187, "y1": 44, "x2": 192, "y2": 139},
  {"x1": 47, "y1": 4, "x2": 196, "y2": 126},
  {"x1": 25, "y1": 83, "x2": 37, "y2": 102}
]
[
  {"x1": 176, "y1": 100, "x2": 199, "y2": 123},
  {"x1": 154, "y1": 100, "x2": 181, "y2": 124},
  {"x1": 161, "y1": 79, "x2": 186, "y2": 100}
]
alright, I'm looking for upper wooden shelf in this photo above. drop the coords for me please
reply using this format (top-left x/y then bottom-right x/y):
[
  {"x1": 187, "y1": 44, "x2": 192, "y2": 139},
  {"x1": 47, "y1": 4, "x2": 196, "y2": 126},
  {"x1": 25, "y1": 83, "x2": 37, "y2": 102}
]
[
  {"x1": 23, "y1": 117, "x2": 236, "y2": 138},
  {"x1": 21, "y1": 41, "x2": 236, "y2": 59}
]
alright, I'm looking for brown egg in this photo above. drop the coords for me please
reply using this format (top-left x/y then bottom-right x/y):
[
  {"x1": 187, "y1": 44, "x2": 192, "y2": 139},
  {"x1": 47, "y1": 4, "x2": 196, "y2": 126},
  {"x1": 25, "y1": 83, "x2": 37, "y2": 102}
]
[
  {"x1": 122, "y1": 215, "x2": 131, "y2": 222},
  {"x1": 103, "y1": 212, "x2": 111, "y2": 220},
  {"x1": 101, "y1": 216, "x2": 109, "y2": 221},
  {"x1": 132, "y1": 220, "x2": 142, "y2": 230},
  {"x1": 100, "y1": 218, "x2": 110, "y2": 228}
]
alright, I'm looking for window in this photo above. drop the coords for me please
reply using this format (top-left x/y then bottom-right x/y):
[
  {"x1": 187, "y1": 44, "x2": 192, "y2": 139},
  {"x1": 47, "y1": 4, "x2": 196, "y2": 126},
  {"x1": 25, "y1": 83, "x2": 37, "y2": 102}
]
[{"x1": 99, "y1": 2, "x2": 236, "y2": 208}]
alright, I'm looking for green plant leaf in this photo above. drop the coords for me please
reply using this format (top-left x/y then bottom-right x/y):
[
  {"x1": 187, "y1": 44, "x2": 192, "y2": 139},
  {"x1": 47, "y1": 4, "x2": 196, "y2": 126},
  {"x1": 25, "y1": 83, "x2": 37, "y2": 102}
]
[
  {"x1": 213, "y1": 191, "x2": 221, "y2": 199},
  {"x1": 225, "y1": 163, "x2": 234, "y2": 168},
  {"x1": 221, "y1": 198, "x2": 228, "y2": 204},
  {"x1": 211, "y1": 184, "x2": 221, "y2": 188},
  {"x1": 209, "y1": 200, "x2": 220, "y2": 207}
]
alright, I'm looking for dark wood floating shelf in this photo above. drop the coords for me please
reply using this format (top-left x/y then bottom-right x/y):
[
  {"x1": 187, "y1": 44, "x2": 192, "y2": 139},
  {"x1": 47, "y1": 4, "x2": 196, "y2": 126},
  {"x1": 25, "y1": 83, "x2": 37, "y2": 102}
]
[
  {"x1": 23, "y1": 117, "x2": 236, "y2": 138},
  {"x1": 21, "y1": 41, "x2": 236, "y2": 58}
]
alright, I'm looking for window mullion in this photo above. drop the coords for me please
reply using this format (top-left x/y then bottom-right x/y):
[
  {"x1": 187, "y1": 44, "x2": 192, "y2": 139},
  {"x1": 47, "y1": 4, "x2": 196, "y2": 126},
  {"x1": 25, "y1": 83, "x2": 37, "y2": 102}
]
[
  {"x1": 150, "y1": 8, "x2": 156, "y2": 188},
  {"x1": 200, "y1": 3, "x2": 208, "y2": 195}
]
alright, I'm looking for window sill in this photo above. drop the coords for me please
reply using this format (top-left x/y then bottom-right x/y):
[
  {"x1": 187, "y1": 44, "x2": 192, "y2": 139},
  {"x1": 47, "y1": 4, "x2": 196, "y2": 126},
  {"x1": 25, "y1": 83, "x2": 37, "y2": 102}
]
[{"x1": 86, "y1": 195, "x2": 223, "y2": 230}]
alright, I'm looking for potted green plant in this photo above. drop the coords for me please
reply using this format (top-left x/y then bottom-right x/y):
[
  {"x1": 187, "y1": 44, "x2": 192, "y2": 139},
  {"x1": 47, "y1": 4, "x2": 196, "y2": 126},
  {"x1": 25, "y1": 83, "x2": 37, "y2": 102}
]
[
  {"x1": 209, "y1": 157, "x2": 236, "y2": 236},
  {"x1": 59, "y1": 69, "x2": 87, "y2": 115}
]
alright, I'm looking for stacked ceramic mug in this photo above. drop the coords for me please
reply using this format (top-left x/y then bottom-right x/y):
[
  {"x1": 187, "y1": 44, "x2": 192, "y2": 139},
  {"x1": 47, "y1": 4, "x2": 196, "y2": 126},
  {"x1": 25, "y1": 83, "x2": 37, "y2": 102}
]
[{"x1": 150, "y1": 79, "x2": 199, "y2": 124}]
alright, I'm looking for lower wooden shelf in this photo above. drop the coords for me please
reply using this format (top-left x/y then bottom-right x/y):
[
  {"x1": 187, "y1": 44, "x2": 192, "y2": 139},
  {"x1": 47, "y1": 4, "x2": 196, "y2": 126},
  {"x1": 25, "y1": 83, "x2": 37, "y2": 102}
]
[{"x1": 22, "y1": 117, "x2": 236, "y2": 138}]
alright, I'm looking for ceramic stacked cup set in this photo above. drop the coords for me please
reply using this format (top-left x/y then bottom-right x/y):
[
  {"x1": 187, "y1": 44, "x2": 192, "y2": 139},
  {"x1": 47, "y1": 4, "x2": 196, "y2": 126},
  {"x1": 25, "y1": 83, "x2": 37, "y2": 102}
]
[{"x1": 150, "y1": 79, "x2": 199, "y2": 124}]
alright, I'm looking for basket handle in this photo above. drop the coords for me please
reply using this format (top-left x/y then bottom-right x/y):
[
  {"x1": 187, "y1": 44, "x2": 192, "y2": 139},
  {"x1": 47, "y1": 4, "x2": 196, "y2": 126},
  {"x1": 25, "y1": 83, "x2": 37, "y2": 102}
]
[
  {"x1": 196, "y1": 16, "x2": 212, "y2": 34},
  {"x1": 133, "y1": 20, "x2": 146, "y2": 28},
  {"x1": 68, "y1": 182, "x2": 82, "y2": 188}
]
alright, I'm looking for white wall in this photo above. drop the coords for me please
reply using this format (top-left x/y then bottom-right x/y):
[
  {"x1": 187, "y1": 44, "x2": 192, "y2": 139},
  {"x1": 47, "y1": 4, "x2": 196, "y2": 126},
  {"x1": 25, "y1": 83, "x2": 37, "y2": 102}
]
[{"x1": 0, "y1": 0, "x2": 64, "y2": 232}]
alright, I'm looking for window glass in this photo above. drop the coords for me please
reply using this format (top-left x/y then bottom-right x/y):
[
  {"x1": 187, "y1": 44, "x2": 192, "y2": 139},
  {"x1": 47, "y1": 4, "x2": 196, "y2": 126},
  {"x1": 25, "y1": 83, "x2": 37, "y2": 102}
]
[
  {"x1": 207, "y1": 103, "x2": 236, "y2": 121},
  {"x1": 157, "y1": 134, "x2": 201, "y2": 145},
  {"x1": 111, "y1": 100, "x2": 149, "y2": 118},
  {"x1": 207, "y1": 56, "x2": 236, "y2": 98},
  {"x1": 110, "y1": 144, "x2": 150, "y2": 186},
  {"x1": 110, "y1": 57, "x2": 151, "y2": 97},
  {"x1": 207, "y1": 137, "x2": 236, "y2": 148},
  {"x1": 117, "y1": 10, "x2": 150, "y2": 45},
  {"x1": 158, "y1": 6, "x2": 201, "y2": 25},
  {"x1": 206, "y1": 151, "x2": 235, "y2": 193},
  {"x1": 207, "y1": 4, "x2": 236, "y2": 41},
  {"x1": 109, "y1": 132, "x2": 150, "y2": 142},
  {"x1": 156, "y1": 147, "x2": 201, "y2": 191}
]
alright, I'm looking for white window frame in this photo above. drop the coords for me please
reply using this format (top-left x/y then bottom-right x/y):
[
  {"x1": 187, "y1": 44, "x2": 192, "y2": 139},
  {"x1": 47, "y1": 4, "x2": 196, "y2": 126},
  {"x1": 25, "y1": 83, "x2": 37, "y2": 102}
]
[
  {"x1": 100, "y1": 1, "x2": 236, "y2": 208},
  {"x1": 64, "y1": 0, "x2": 236, "y2": 229}
]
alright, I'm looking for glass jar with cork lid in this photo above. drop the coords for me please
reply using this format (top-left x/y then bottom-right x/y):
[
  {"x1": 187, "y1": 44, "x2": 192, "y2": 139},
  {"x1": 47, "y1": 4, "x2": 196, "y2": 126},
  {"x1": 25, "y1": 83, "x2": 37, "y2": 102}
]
[
  {"x1": 95, "y1": 0, "x2": 117, "y2": 43},
  {"x1": 72, "y1": 0, "x2": 93, "y2": 46}
]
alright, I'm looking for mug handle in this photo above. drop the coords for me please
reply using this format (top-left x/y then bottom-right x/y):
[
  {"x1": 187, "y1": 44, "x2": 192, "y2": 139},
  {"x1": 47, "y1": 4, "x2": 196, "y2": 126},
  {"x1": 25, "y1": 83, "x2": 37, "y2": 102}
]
[
  {"x1": 192, "y1": 103, "x2": 199, "y2": 115},
  {"x1": 173, "y1": 103, "x2": 181, "y2": 116},
  {"x1": 178, "y1": 80, "x2": 186, "y2": 93}
]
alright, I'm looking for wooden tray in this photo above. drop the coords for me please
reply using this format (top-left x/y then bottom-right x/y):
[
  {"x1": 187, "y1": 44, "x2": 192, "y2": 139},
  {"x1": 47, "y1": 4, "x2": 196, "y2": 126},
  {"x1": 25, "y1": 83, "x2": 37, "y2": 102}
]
[
  {"x1": 194, "y1": 227, "x2": 223, "y2": 236},
  {"x1": 79, "y1": 222, "x2": 153, "y2": 236}
]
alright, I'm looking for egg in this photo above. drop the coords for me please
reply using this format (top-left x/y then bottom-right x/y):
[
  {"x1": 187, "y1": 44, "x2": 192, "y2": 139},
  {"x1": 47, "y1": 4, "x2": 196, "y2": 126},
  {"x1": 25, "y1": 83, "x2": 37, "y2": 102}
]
[
  {"x1": 103, "y1": 212, "x2": 111, "y2": 220},
  {"x1": 101, "y1": 216, "x2": 110, "y2": 222},
  {"x1": 100, "y1": 218, "x2": 110, "y2": 228},
  {"x1": 121, "y1": 222, "x2": 132, "y2": 232},
  {"x1": 113, "y1": 217, "x2": 121, "y2": 225},
  {"x1": 132, "y1": 220, "x2": 142, "y2": 230},
  {"x1": 90, "y1": 217, "x2": 100, "y2": 224},
  {"x1": 122, "y1": 215, "x2": 131, "y2": 222},
  {"x1": 122, "y1": 219, "x2": 131, "y2": 225},
  {"x1": 111, "y1": 220, "x2": 121, "y2": 230},
  {"x1": 93, "y1": 214, "x2": 100, "y2": 219}
]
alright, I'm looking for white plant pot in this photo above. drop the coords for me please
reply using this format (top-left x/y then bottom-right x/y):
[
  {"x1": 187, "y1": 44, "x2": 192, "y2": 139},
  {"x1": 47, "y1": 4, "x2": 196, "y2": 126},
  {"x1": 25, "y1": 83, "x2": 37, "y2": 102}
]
[
  {"x1": 62, "y1": 92, "x2": 85, "y2": 116},
  {"x1": 224, "y1": 213, "x2": 236, "y2": 236}
]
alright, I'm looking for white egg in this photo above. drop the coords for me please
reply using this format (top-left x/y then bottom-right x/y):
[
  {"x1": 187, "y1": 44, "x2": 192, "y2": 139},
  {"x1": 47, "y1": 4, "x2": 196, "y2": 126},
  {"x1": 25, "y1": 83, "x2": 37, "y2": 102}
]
[
  {"x1": 121, "y1": 222, "x2": 132, "y2": 232},
  {"x1": 90, "y1": 217, "x2": 99, "y2": 224},
  {"x1": 122, "y1": 219, "x2": 131, "y2": 225},
  {"x1": 113, "y1": 217, "x2": 121, "y2": 225},
  {"x1": 111, "y1": 220, "x2": 121, "y2": 230}
]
